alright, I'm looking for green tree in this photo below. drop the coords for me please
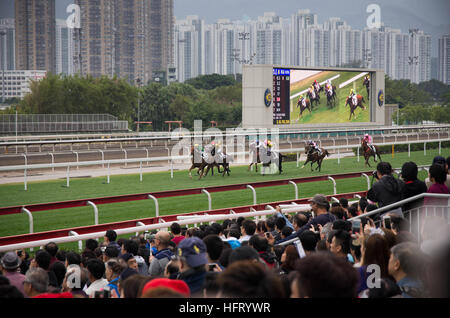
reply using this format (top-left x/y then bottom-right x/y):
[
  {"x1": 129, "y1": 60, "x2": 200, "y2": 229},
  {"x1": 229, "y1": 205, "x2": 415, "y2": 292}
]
[{"x1": 185, "y1": 74, "x2": 236, "y2": 90}]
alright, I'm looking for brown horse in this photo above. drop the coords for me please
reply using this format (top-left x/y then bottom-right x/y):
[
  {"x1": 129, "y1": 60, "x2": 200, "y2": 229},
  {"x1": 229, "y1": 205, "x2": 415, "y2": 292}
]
[
  {"x1": 361, "y1": 139, "x2": 382, "y2": 168},
  {"x1": 202, "y1": 151, "x2": 233, "y2": 177},
  {"x1": 188, "y1": 146, "x2": 207, "y2": 179},
  {"x1": 307, "y1": 89, "x2": 320, "y2": 108},
  {"x1": 301, "y1": 143, "x2": 329, "y2": 172},
  {"x1": 345, "y1": 95, "x2": 366, "y2": 120},
  {"x1": 297, "y1": 98, "x2": 312, "y2": 117}
]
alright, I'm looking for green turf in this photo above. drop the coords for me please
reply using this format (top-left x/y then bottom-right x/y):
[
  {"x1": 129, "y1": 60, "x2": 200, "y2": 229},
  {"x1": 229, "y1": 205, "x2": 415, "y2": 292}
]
[{"x1": 0, "y1": 148, "x2": 447, "y2": 242}]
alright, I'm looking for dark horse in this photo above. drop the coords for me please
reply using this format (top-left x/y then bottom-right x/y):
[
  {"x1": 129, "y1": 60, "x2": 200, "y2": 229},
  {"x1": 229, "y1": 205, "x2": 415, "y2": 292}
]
[
  {"x1": 202, "y1": 150, "x2": 233, "y2": 177},
  {"x1": 363, "y1": 77, "x2": 370, "y2": 97},
  {"x1": 189, "y1": 146, "x2": 208, "y2": 179},
  {"x1": 297, "y1": 98, "x2": 312, "y2": 118},
  {"x1": 361, "y1": 139, "x2": 382, "y2": 168},
  {"x1": 325, "y1": 85, "x2": 337, "y2": 108},
  {"x1": 301, "y1": 143, "x2": 329, "y2": 172},
  {"x1": 307, "y1": 89, "x2": 320, "y2": 108},
  {"x1": 345, "y1": 95, "x2": 366, "y2": 120},
  {"x1": 248, "y1": 142, "x2": 284, "y2": 175}
]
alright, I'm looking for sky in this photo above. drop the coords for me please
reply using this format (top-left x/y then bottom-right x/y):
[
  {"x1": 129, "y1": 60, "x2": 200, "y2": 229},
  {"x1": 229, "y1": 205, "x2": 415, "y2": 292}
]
[{"x1": 1, "y1": 0, "x2": 449, "y2": 56}]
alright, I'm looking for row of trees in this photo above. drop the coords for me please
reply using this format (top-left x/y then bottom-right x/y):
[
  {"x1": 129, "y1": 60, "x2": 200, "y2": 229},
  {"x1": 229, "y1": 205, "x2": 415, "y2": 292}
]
[
  {"x1": 2, "y1": 72, "x2": 449, "y2": 129},
  {"x1": 2, "y1": 73, "x2": 242, "y2": 131}
]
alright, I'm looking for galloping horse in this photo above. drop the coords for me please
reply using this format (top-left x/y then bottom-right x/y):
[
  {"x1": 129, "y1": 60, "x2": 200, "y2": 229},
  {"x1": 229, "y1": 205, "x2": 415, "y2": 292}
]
[
  {"x1": 248, "y1": 142, "x2": 284, "y2": 175},
  {"x1": 301, "y1": 143, "x2": 329, "y2": 172},
  {"x1": 297, "y1": 98, "x2": 312, "y2": 117},
  {"x1": 325, "y1": 85, "x2": 337, "y2": 108},
  {"x1": 189, "y1": 146, "x2": 207, "y2": 179},
  {"x1": 361, "y1": 139, "x2": 382, "y2": 168},
  {"x1": 307, "y1": 88, "x2": 320, "y2": 108},
  {"x1": 248, "y1": 141, "x2": 262, "y2": 173},
  {"x1": 202, "y1": 150, "x2": 233, "y2": 177},
  {"x1": 345, "y1": 95, "x2": 366, "y2": 120}
]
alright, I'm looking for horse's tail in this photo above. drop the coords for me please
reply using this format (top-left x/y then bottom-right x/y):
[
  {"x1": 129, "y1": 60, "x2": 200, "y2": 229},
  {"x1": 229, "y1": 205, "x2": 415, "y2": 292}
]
[{"x1": 325, "y1": 150, "x2": 329, "y2": 157}]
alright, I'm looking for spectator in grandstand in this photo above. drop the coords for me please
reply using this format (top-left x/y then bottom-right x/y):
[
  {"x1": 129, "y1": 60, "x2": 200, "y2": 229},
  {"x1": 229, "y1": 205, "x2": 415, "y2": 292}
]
[
  {"x1": 273, "y1": 217, "x2": 286, "y2": 241},
  {"x1": 388, "y1": 242, "x2": 427, "y2": 298},
  {"x1": 164, "y1": 259, "x2": 180, "y2": 279},
  {"x1": 367, "y1": 277, "x2": 402, "y2": 298},
  {"x1": 31, "y1": 250, "x2": 59, "y2": 289},
  {"x1": 18, "y1": 250, "x2": 30, "y2": 275},
  {"x1": 291, "y1": 252, "x2": 359, "y2": 298},
  {"x1": 0, "y1": 284, "x2": 24, "y2": 298},
  {"x1": 273, "y1": 195, "x2": 336, "y2": 245},
  {"x1": 400, "y1": 161, "x2": 428, "y2": 211},
  {"x1": 367, "y1": 162, "x2": 405, "y2": 216},
  {"x1": 228, "y1": 246, "x2": 261, "y2": 266},
  {"x1": 117, "y1": 274, "x2": 150, "y2": 298},
  {"x1": 329, "y1": 230, "x2": 353, "y2": 263},
  {"x1": 424, "y1": 163, "x2": 450, "y2": 205},
  {"x1": 350, "y1": 237, "x2": 362, "y2": 268},
  {"x1": 319, "y1": 222, "x2": 333, "y2": 241},
  {"x1": 216, "y1": 260, "x2": 285, "y2": 298},
  {"x1": 388, "y1": 215, "x2": 410, "y2": 235},
  {"x1": 293, "y1": 213, "x2": 309, "y2": 231},
  {"x1": 330, "y1": 205, "x2": 346, "y2": 220},
  {"x1": 380, "y1": 228, "x2": 397, "y2": 249},
  {"x1": 239, "y1": 219, "x2": 257, "y2": 243},
  {"x1": 176, "y1": 237, "x2": 208, "y2": 296},
  {"x1": 121, "y1": 239, "x2": 148, "y2": 276},
  {"x1": 65, "y1": 252, "x2": 82, "y2": 268},
  {"x1": 347, "y1": 203, "x2": 358, "y2": 218},
  {"x1": 141, "y1": 277, "x2": 190, "y2": 298},
  {"x1": 203, "y1": 234, "x2": 225, "y2": 271},
  {"x1": 61, "y1": 265, "x2": 88, "y2": 298},
  {"x1": 44, "y1": 242, "x2": 61, "y2": 269},
  {"x1": 356, "y1": 234, "x2": 391, "y2": 296},
  {"x1": 102, "y1": 246, "x2": 120, "y2": 263},
  {"x1": 339, "y1": 198, "x2": 349, "y2": 214},
  {"x1": 281, "y1": 226, "x2": 294, "y2": 240},
  {"x1": 84, "y1": 239, "x2": 99, "y2": 254},
  {"x1": 148, "y1": 231, "x2": 174, "y2": 277},
  {"x1": 357, "y1": 197, "x2": 369, "y2": 216},
  {"x1": 364, "y1": 204, "x2": 381, "y2": 225},
  {"x1": 23, "y1": 267, "x2": 49, "y2": 298},
  {"x1": 170, "y1": 222, "x2": 186, "y2": 246},
  {"x1": 425, "y1": 156, "x2": 450, "y2": 189},
  {"x1": 84, "y1": 258, "x2": 108, "y2": 297},
  {"x1": 256, "y1": 220, "x2": 268, "y2": 237},
  {"x1": 225, "y1": 228, "x2": 241, "y2": 250},
  {"x1": 105, "y1": 260, "x2": 124, "y2": 297},
  {"x1": 51, "y1": 261, "x2": 66, "y2": 289},
  {"x1": 135, "y1": 235, "x2": 150, "y2": 268},
  {"x1": 332, "y1": 219, "x2": 352, "y2": 232},
  {"x1": 1, "y1": 251, "x2": 25, "y2": 296},
  {"x1": 104, "y1": 230, "x2": 121, "y2": 253},
  {"x1": 298, "y1": 230, "x2": 319, "y2": 255},
  {"x1": 279, "y1": 245, "x2": 299, "y2": 275},
  {"x1": 248, "y1": 235, "x2": 279, "y2": 270}
]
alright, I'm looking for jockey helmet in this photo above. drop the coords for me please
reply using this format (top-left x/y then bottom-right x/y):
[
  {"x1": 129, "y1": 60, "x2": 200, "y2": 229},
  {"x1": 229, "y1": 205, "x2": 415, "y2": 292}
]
[{"x1": 364, "y1": 134, "x2": 369, "y2": 138}]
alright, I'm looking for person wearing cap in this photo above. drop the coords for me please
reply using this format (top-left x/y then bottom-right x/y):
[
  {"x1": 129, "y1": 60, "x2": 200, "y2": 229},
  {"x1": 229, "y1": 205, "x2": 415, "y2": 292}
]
[
  {"x1": 1, "y1": 251, "x2": 26, "y2": 296},
  {"x1": 272, "y1": 194, "x2": 336, "y2": 245},
  {"x1": 176, "y1": 237, "x2": 208, "y2": 297}
]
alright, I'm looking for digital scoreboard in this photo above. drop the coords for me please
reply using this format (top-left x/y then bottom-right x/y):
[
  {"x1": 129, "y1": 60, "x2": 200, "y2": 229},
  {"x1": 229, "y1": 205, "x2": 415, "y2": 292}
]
[{"x1": 272, "y1": 68, "x2": 291, "y2": 125}]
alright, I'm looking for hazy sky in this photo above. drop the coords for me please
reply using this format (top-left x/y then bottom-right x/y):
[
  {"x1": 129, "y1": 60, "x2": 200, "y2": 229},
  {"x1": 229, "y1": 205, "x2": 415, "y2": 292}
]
[{"x1": 1, "y1": 0, "x2": 449, "y2": 56}]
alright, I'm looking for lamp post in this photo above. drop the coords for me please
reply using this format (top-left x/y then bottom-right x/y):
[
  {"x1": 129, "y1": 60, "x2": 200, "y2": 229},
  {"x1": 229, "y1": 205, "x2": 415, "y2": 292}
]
[
  {"x1": 136, "y1": 78, "x2": 141, "y2": 133},
  {"x1": 0, "y1": 30, "x2": 6, "y2": 104}
]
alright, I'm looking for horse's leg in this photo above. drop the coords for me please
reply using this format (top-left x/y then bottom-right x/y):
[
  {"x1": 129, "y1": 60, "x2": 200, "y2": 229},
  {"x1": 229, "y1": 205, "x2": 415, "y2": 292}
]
[
  {"x1": 189, "y1": 165, "x2": 194, "y2": 178},
  {"x1": 301, "y1": 158, "x2": 310, "y2": 169}
]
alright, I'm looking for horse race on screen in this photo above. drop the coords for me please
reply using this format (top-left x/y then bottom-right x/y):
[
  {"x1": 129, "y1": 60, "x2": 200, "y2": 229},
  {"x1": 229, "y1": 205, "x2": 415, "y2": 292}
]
[{"x1": 289, "y1": 69, "x2": 371, "y2": 124}]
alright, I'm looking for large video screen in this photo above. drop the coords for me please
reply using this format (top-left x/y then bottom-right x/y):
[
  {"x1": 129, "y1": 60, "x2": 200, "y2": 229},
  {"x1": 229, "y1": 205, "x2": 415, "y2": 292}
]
[{"x1": 273, "y1": 68, "x2": 372, "y2": 125}]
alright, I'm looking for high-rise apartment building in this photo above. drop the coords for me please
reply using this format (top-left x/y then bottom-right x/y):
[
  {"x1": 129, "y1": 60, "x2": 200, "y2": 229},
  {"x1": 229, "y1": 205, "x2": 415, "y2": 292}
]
[
  {"x1": 56, "y1": 19, "x2": 74, "y2": 75},
  {"x1": 0, "y1": 18, "x2": 16, "y2": 71},
  {"x1": 438, "y1": 35, "x2": 450, "y2": 84},
  {"x1": 74, "y1": 0, "x2": 174, "y2": 84},
  {"x1": 14, "y1": 0, "x2": 56, "y2": 73}
]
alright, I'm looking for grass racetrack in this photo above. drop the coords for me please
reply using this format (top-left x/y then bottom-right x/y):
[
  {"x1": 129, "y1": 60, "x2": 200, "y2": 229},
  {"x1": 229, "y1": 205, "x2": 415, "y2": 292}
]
[{"x1": 1, "y1": 148, "x2": 448, "y2": 253}]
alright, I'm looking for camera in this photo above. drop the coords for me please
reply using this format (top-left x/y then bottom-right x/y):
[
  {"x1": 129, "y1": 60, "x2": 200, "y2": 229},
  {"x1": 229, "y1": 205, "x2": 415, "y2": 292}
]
[
  {"x1": 351, "y1": 219, "x2": 361, "y2": 232},
  {"x1": 382, "y1": 215, "x2": 392, "y2": 229}
]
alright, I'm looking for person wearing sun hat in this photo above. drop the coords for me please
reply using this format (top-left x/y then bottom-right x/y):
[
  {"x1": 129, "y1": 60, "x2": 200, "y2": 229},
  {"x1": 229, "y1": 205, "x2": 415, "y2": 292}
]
[
  {"x1": 1, "y1": 251, "x2": 26, "y2": 296},
  {"x1": 176, "y1": 237, "x2": 208, "y2": 297}
]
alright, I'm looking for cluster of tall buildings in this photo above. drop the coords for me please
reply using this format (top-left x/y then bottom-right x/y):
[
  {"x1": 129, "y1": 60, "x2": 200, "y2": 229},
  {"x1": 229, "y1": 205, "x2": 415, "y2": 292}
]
[
  {"x1": 175, "y1": 10, "x2": 436, "y2": 84},
  {"x1": 1, "y1": 2, "x2": 449, "y2": 100}
]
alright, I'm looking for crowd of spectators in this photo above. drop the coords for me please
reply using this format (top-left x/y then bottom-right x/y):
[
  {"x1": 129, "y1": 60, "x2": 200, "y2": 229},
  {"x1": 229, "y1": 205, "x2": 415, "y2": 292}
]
[{"x1": 0, "y1": 157, "x2": 448, "y2": 299}]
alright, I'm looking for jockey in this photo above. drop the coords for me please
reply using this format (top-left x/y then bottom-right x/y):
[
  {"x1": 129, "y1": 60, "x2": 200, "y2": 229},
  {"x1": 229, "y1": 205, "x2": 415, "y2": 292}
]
[
  {"x1": 363, "y1": 134, "x2": 376, "y2": 153},
  {"x1": 350, "y1": 89, "x2": 357, "y2": 105},
  {"x1": 309, "y1": 86, "x2": 316, "y2": 99},
  {"x1": 307, "y1": 140, "x2": 321, "y2": 156},
  {"x1": 265, "y1": 139, "x2": 273, "y2": 156},
  {"x1": 313, "y1": 80, "x2": 320, "y2": 92},
  {"x1": 299, "y1": 94, "x2": 306, "y2": 107}
]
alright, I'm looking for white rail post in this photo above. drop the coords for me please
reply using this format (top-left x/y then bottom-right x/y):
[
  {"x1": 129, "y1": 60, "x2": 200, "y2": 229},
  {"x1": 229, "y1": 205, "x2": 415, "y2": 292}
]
[
  {"x1": 289, "y1": 181, "x2": 298, "y2": 200},
  {"x1": 136, "y1": 222, "x2": 145, "y2": 237},
  {"x1": 86, "y1": 201, "x2": 98, "y2": 225},
  {"x1": 139, "y1": 161, "x2": 143, "y2": 182},
  {"x1": 296, "y1": 152, "x2": 299, "y2": 168},
  {"x1": 49, "y1": 153, "x2": 54, "y2": 172},
  {"x1": 123, "y1": 149, "x2": 127, "y2": 168},
  {"x1": 328, "y1": 176, "x2": 337, "y2": 195},
  {"x1": 424, "y1": 142, "x2": 426, "y2": 156},
  {"x1": 74, "y1": 152, "x2": 79, "y2": 170},
  {"x1": 148, "y1": 195, "x2": 159, "y2": 217},
  {"x1": 439, "y1": 141, "x2": 441, "y2": 155},
  {"x1": 170, "y1": 158, "x2": 174, "y2": 179},
  {"x1": 247, "y1": 185, "x2": 257, "y2": 205},
  {"x1": 21, "y1": 208, "x2": 33, "y2": 235},
  {"x1": 331, "y1": 197, "x2": 340, "y2": 203},
  {"x1": 202, "y1": 189, "x2": 212, "y2": 211},
  {"x1": 24, "y1": 167, "x2": 27, "y2": 191},
  {"x1": 69, "y1": 231, "x2": 83, "y2": 251},
  {"x1": 357, "y1": 146, "x2": 360, "y2": 162},
  {"x1": 361, "y1": 173, "x2": 371, "y2": 190},
  {"x1": 337, "y1": 148, "x2": 340, "y2": 165},
  {"x1": 66, "y1": 166, "x2": 70, "y2": 187},
  {"x1": 107, "y1": 162, "x2": 110, "y2": 184},
  {"x1": 408, "y1": 144, "x2": 411, "y2": 157},
  {"x1": 99, "y1": 150, "x2": 104, "y2": 168},
  {"x1": 146, "y1": 148, "x2": 150, "y2": 166}
]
